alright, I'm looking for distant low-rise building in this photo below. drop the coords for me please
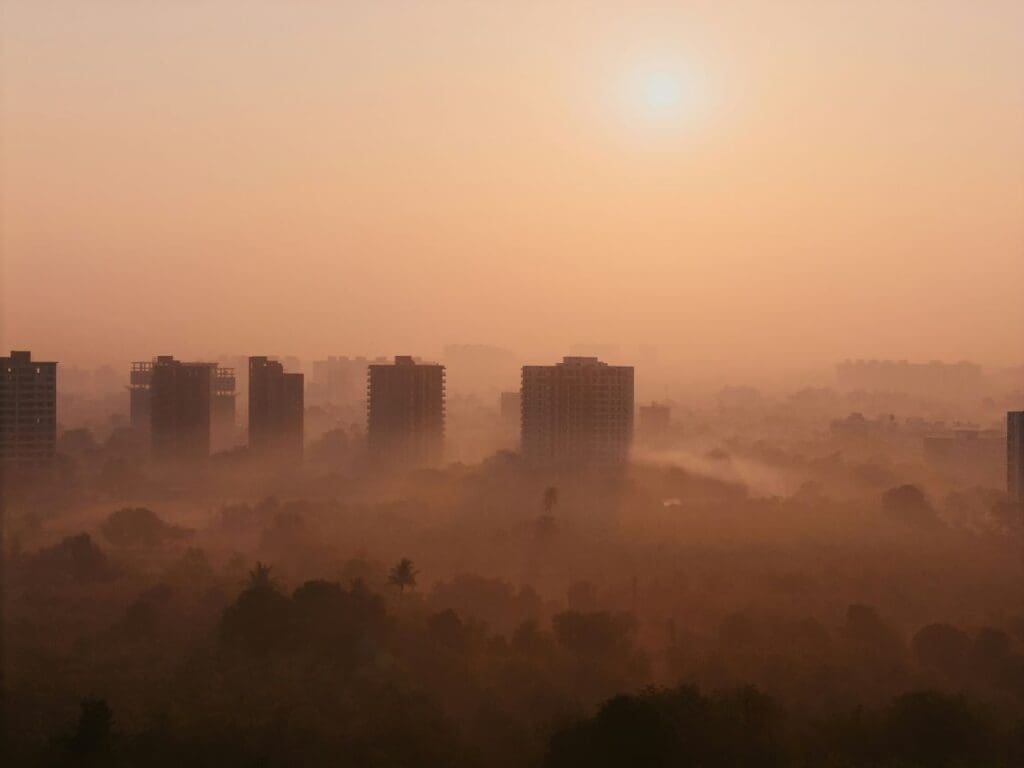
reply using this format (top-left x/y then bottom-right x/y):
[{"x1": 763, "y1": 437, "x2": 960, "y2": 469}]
[
  {"x1": 836, "y1": 359, "x2": 983, "y2": 398},
  {"x1": 310, "y1": 356, "x2": 386, "y2": 409},
  {"x1": 1, "y1": 351, "x2": 57, "y2": 471},
  {"x1": 830, "y1": 412, "x2": 896, "y2": 439},
  {"x1": 443, "y1": 345, "x2": 518, "y2": 395}
]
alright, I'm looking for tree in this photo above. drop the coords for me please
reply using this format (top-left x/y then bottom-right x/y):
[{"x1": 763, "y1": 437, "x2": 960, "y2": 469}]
[
  {"x1": 536, "y1": 486, "x2": 560, "y2": 537},
  {"x1": 553, "y1": 610, "x2": 638, "y2": 660},
  {"x1": 543, "y1": 486, "x2": 559, "y2": 515},
  {"x1": 912, "y1": 623, "x2": 970, "y2": 677},
  {"x1": 544, "y1": 685, "x2": 786, "y2": 768},
  {"x1": 291, "y1": 578, "x2": 389, "y2": 663},
  {"x1": 66, "y1": 697, "x2": 114, "y2": 757},
  {"x1": 881, "y1": 485, "x2": 941, "y2": 528},
  {"x1": 26, "y1": 533, "x2": 113, "y2": 582},
  {"x1": 248, "y1": 561, "x2": 275, "y2": 590},
  {"x1": 101, "y1": 507, "x2": 192, "y2": 548},
  {"x1": 220, "y1": 561, "x2": 291, "y2": 655},
  {"x1": 388, "y1": 558, "x2": 418, "y2": 593},
  {"x1": 880, "y1": 691, "x2": 993, "y2": 766},
  {"x1": 841, "y1": 603, "x2": 904, "y2": 655}
]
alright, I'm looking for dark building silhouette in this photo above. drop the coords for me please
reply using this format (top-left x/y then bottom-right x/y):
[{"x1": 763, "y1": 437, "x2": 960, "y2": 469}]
[
  {"x1": 130, "y1": 357, "x2": 236, "y2": 450},
  {"x1": 209, "y1": 366, "x2": 237, "y2": 449},
  {"x1": 367, "y1": 355, "x2": 445, "y2": 467},
  {"x1": 129, "y1": 361, "x2": 154, "y2": 433},
  {"x1": 149, "y1": 356, "x2": 213, "y2": 462},
  {"x1": 249, "y1": 356, "x2": 304, "y2": 459},
  {"x1": 1, "y1": 351, "x2": 57, "y2": 470},
  {"x1": 521, "y1": 356, "x2": 634, "y2": 470},
  {"x1": 1010, "y1": 411, "x2": 1024, "y2": 504}
]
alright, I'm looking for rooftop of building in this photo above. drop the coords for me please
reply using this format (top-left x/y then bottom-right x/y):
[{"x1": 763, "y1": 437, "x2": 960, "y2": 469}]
[
  {"x1": 370, "y1": 355, "x2": 444, "y2": 368},
  {"x1": 3, "y1": 350, "x2": 56, "y2": 367},
  {"x1": 523, "y1": 356, "x2": 633, "y2": 370}
]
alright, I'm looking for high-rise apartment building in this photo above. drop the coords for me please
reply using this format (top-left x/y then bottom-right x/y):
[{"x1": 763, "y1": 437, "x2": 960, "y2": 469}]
[
  {"x1": 1009, "y1": 411, "x2": 1024, "y2": 504},
  {"x1": 1, "y1": 351, "x2": 57, "y2": 470},
  {"x1": 367, "y1": 356, "x2": 445, "y2": 467},
  {"x1": 521, "y1": 356, "x2": 634, "y2": 470},
  {"x1": 209, "y1": 366, "x2": 237, "y2": 449},
  {"x1": 129, "y1": 361, "x2": 155, "y2": 432},
  {"x1": 130, "y1": 357, "x2": 236, "y2": 450},
  {"x1": 149, "y1": 357, "x2": 213, "y2": 462},
  {"x1": 249, "y1": 356, "x2": 304, "y2": 459}
]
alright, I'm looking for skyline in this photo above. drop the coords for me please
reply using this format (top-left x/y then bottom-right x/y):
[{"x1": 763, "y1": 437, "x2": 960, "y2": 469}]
[
  {"x1": 7, "y1": 6, "x2": 1024, "y2": 765},
  {"x1": 3, "y1": 1, "x2": 1023, "y2": 368}
]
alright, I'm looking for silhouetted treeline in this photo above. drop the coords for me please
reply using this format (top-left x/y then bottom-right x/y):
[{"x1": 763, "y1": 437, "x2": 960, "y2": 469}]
[
  {"x1": 13, "y1": 565, "x2": 1024, "y2": 766},
  {"x1": 5, "y1": 418, "x2": 1023, "y2": 765}
]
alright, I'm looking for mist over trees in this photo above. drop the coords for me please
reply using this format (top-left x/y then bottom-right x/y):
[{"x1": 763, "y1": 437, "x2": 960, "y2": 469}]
[{"x1": 5, "y1": 365, "x2": 1024, "y2": 766}]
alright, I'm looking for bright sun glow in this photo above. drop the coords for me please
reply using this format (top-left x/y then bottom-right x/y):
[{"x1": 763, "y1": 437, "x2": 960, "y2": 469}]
[
  {"x1": 640, "y1": 72, "x2": 684, "y2": 112},
  {"x1": 618, "y1": 61, "x2": 705, "y2": 128}
]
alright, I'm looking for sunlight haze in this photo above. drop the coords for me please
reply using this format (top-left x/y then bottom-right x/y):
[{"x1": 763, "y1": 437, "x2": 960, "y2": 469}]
[{"x1": 3, "y1": 1, "x2": 1022, "y2": 368}]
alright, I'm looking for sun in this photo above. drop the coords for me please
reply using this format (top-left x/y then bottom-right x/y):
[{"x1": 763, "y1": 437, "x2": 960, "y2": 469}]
[
  {"x1": 617, "y1": 61, "x2": 706, "y2": 127},
  {"x1": 640, "y1": 72, "x2": 684, "y2": 112}
]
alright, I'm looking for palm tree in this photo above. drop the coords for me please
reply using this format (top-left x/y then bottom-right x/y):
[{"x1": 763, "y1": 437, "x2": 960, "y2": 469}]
[
  {"x1": 536, "y1": 485, "x2": 559, "y2": 537},
  {"x1": 68, "y1": 697, "x2": 114, "y2": 757},
  {"x1": 248, "y1": 561, "x2": 274, "y2": 590},
  {"x1": 543, "y1": 485, "x2": 559, "y2": 515},
  {"x1": 388, "y1": 558, "x2": 418, "y2": 593}
]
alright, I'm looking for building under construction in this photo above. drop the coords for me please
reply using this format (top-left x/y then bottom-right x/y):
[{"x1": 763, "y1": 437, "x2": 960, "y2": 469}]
[
  {"x1": 249, "y1": 356, "x2": 304, "y2": 460},
  {"x1": 129, "y1": 356, "x2": 237, "y2": 456}
]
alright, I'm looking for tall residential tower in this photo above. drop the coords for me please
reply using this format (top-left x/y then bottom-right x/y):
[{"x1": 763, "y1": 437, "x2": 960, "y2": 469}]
[
  {"x1": 521, "y1": 356, "x2": 634, "y2": 470},
  {"x1": 149, "y1": 357, "x2": 213, "y2": 462},
  {"x1": 249, "y1": 356, "x2": 304, "y2": 459},
  {"x1": 1, "y1": 351, "x2": 57, "y2": 471},
  {"x1": 131, "y1": 357, "x2": 236, "y2": 451},
  {"x1": 367, "y1": 356, "x2": 445, "y2": 467}
]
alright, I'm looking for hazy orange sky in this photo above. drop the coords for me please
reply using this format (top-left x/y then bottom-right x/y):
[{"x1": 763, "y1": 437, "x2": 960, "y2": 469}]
[{"x1": 2, "y1": 1, "x2": 1022, "y2": 369}]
